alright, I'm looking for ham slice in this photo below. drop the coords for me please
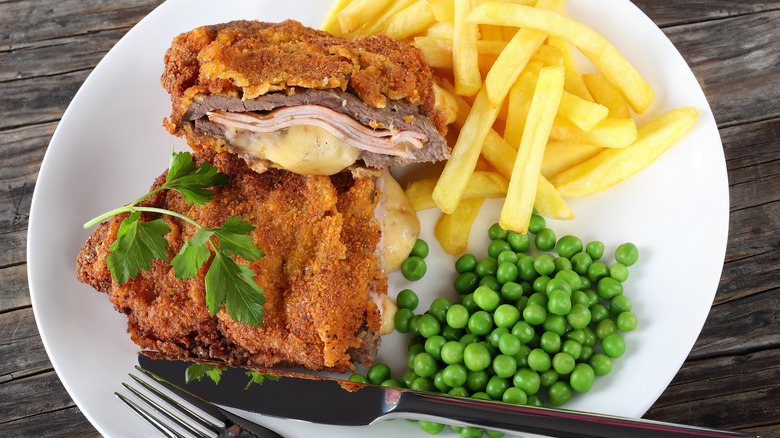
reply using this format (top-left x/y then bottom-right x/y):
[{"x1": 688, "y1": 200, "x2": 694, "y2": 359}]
[{"x1": 207, "y1": 105, "x2": 428, "y2": 158}]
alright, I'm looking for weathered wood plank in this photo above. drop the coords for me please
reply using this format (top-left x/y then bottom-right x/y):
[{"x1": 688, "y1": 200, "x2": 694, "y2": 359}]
[
  {"x1": 722, "y1": 118, "x2": 780, "y2": 212},
  {"x1": 0, "y1": 264, "x2": 30, "y2": 313},
  {"x1": 662, "y1": 11, "x2": 780, "y2": 127},
  {"x1": 0, "y1": 308, "x2": 52, "y2": 381},
  {"x1": 0, "y1": 371, "x2": 76, "y2": 424},
  {"x1": 0, "y1": 406, "x2": 100, "y2": 438},
  {"x1": 635, "y1": 1, "x2": 780, "y2": 27},
  {"x1": 0, "y1": 70, "x2": 89, "y2": 130}
]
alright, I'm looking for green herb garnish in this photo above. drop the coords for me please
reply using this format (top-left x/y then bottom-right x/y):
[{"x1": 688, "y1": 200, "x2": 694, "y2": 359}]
[
  {"x1": 83, "y1": 150, "x2": 266, "y2": 327},
  {"x1": 184, "y1": 363, "x2": 279, "y2": 389}
]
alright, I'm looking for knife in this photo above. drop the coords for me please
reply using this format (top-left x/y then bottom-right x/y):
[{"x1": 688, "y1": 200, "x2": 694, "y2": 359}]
[{"x1": 138, "y1": 355, "x2": 757, "y2": 438}]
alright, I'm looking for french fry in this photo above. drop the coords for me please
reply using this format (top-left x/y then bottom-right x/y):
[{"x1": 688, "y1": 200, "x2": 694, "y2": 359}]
[
  {"x1": 536, "y1": 174, "x2": 574, "y2": 220},
  {"x1": 550, "y1": 116, "x2": 637, "y2": 148},
  {"x1": 500, "y1": 65, "x2": 565, "y2": 233},
  {"x1": 422, "y1": 21, "x2": 455, "y2": 38},
  {"x1": 384, "y1": 0, "x2": 437, "y2": 40},
  {"x1": 432, "y1": 87, "x2": 504, "y2": 214},
  {"x1": 356, "y1": 0, "x2": 416, "y2": 37},
  {"x1": 547, "y1": 36, "x2": 594, "y2": 102},
  {"x1": 530, "y1": 44, "x2": 564, "y2": 66},
  {"x1": 541, "y1": 141, "x2": 603, "y2": 179},
  {"x1": 433, "y1": 81, "x2": 460, "y2": 125},
  {"x1": 557, "y1": 91, "x2": 609, "y2": 132},
  {"x1": 582, "y1": 72, "x2": 631, "y2": 118},
  {"x1": 406, "y1": 170, "x2": 509, "y2": 210},
  {"x1": 504, "y1": 61, "x2": 544, "y2": 148},
  {"x1": 453, "y1": 0, "x2": 482, "y2": 96},
  {"x1": 467, "y1": 3, "x2": 655, "y2": 113},
  {"x1": 481, "y1": 129, "x2": 516, "y2": 179},
  {"x1": 429, "y1": 0, "x2": 455, "y2": 22},
  {"x1": 435, "y1": 197, "x2": 485, "y2": 255},
  {"x1": 552, "y1": 106, "x2": 699, "y2": 197},
  {"x1": 484, "y1": 28, "x2": 546, "y2": 107},
  {"x1": 413, "y1": 37, "x2": 506, "y2": 70},
  {"x1": 321, "y1": 0, "x2": 354, "y2": 36},
  {"x1": 337, "y1": 0, "x2": 395, "y2": 34}
]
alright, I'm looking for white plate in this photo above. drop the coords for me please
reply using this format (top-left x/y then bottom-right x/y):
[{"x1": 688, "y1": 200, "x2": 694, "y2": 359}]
[{"x1": 27, "y1": 0, "x2": 727, "y2": 437}]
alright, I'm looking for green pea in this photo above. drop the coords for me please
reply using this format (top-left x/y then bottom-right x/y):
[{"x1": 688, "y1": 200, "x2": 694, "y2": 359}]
[
  {"x1": 402, "y1": 370, "x2": 419, "y2": 388},
  {"x1": 564, "y1": 329, "x2": 586, "y2": 345},
  {"x1": 585, "y1": 241, "x2": 605, "y2": 260},
  {"x1": 496, "y1": 262, "x2": 519, "y2": 284},
  {"x1": 459, "y1": 333, "x2": 480, "y2": 345},
  {"x1": 410, "y1": 376, "x2": 436, "y2": 392},
  {"x1": 546, "y1": 278, "x2": 572, "y2": 297},
  {"x1": 517, "y1": 256, "x2": 538, "y2": 281},
  {"x1": 498, "y1": 333, "x2": 522, "y2": 356},
  {"x1": 589, "y1": 353, "x2": 613, "y2": 376},
  {"x1": 454, "y1": 272, "x2": 480, "y2": 294},
  {"x1": 381, "y1": 378, "x2": 404, "y2": 388},
  {"x1": 527, "y1": 348, "x2": 551, "y2": 372},
  {"x1": 418, "y1": 314, "x2": 441, "y2": 338},
  {"x1": 475, "y1": 257, "x2": 498, "y2": 277},
  {"x1": 428, "y1": 297, "x2": 453, "y2": 323},
  {"x1": 527, "y1": 395, "x2": 543, "y2": 407},
  {"x1": 535, "y1": 228, "x2": 557, "y2": 251},
  {"x1": 522, "y1": 303, "x2": 547, "y2": 326},
  {"x1": 552, "y1": 352, "x2": 576, "y2": 375},
  {"x1": 561, "y1": 339, "x2": 582, "y2": 360},
  {"x1": 548, "y1": 381, "x2": 573, "y2": 405},
  {"x1": 488, "y1": 327, "x2": 510, "y2": 348},
  {"x1": 418, "y1": 420, "x2": 446, "y2": 435},
  {"x1": 486, "y1": 374, "x2": 511, "y2": 399},
  {"x1": 532, "y1": 276, "x2": 551, "y2": 295},
  {"x1": 555, "y1": 235, "x2": 583, "y2": 259},
  {"x1": 441, "y1": 325, "x2": 463, "y2": 342},
  {"x1": 507, "y1": 231, "x2": 531, "y2": 252},
  {"x1": 589, "y1": 303, "x2": 610, "y2": 324},
  {"x1": 466, "y1": 369, "x2": 489, "y2": 392},
  {"x1": 449, "y1": 386, "x2": 469, "y2": 397},
  {"x1": 408, "y1": 343, "x2": 425, "y2": 368},
  {"x1": 467, "y1": 311, "x2": 494, "y2": 336},
  {"x1": 569, "y1": 363, "x2": 595, "y2": 393},
  {"x1": 511, "y1": 321, "x2": 535, "y2": 344},
  {"x1": 497, "y1": 250, "x2": 519, "y2": 265},
  {"x1": 595, "y1": 318, "x2": 618, "y2": 339},
  {"x1": 348, "y1": 373, "x2": 368, "y2": 383},
  {"x1": 609, "y1": 295, "x2": 632, "y2": 316},
  {"x1": 513, "y1": 367, "x2": 541, "y2": 395},
  {"x1": 617, "y1": 311, "x2": 638, "y2": 332},
  {"x1": 582, "y1": 327, "x2": 597, "y2": 347},
  {"x1": 571, "y1": 252, "x2": 593, "y2": 275},
  {"x1": 446, "y1": 304, "x2": 470, "y2": 329},
  {"x1": 602, "y1": 333, "x2": 626, "y2": 358},
  {"x1": 571, "y1": 290, "x2": 589, "y2": 307},
  {"x1": 609, "y1": 262, "x2": 629, "y2": 282},
  {"x1": 615, "y1": 242, "x2": 639, "y2": 266},
  {"x1": 587, "y1": 262, "x2": 609, "y2": 283},
  {"x1": 479, "y1": 275, "x2": 501, "y2": 291},
  {"x1": 441, "y1": 340, "x2": 466, "y2": 365},
  {"x1": 474, "y1": 286, "x2": 501, "y2": 311},
  {"x1": 542, "y1": 314, "x2": 567, "y2": 336},
  {"x1": 396, "y1": 289, "x2": 419, "y2": 310},
  {"x1": 578, "y1": 345, "x2": 595, "y2": 363},
  {"x1": 455, "y1": 254, "x2": 478, "y2": 273},
  {"x1": 488, "y1": 239, "x2": 513, "y2": 259},
  {"x1": 460, "y1": 293, "x2": 479, "y2": 313},
  {"x1": 502, "y1": 387, "x2": 528, "y2": 405},
  {"x1": 539, "y1": 331, "x2": 561, "y2": 354},
  {"x1": 493, "y1": 304, "x2": 521, "y2": 328},
  {"x1": 539, "y1": 369, "x2": 559, "y2": 388},
  {"x1": 547, "y1": 290, "x2": 572, "y2": 316},
  {"x1": 492, "y1": 354, "x2": 518, "y2": 379},
  {"x1": 597, "y1": 276, "x2": 624, "y2": 300},
  {"x1": 411, "y1": 239, "x2": 430, "y2": 258},
  {"x1": 394, "y1": 308, "x2": 414, "y2": 333},
  {"x1": 579, "y1": 275, "x2": 592, "y2": 292},
  {"x1": 500, "y1": 281, "x2": 525, "y2": 301},
  {"x1": 585, "y1": 289, "x2": 600, "y2": 306},
  {"x1": 528, "y1": 214, "x2": 546, "y2": 234},
  {"x1": 433, "y1": 371, "x2": 452, "y2": 394},
  {"x1": 554, "y1": 269, "x2": 581, "y2": 291},
  {"x1": 441, "y1": 363, "x2": 468, "y2": 388},
  {"x1": 464, "y1": 342, "x2": 493, "y2": 372},
  {"x1": 425, "y1": 335, "x2": 447, "y2": 361},
  {"x1": 402, "y1": 256, "x2": 427, "y2": 281},
  {"x1": 367, "y1": 363, "x2": 392, "y2": 385},
  {"x1": 553, "y1": 256, "x2": 572, "y2": 273},
  {"x1": 413, "y1": 352, "x2": 438, "y2": 377},
  {"x1": 460, "y1": 426, "x2": 486, "y2": 438},
  {"x1": 488, "y1": 222, "x2": 509, "y2": 241}
]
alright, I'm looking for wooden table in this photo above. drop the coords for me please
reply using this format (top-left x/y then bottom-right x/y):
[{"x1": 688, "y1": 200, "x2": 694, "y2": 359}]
[{"x1": 1, "y1": 1, "x2": 778, "y2": 437}]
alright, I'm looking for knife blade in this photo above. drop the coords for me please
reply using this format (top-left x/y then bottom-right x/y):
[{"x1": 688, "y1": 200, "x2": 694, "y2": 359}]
[{"x1": 138, "y1": 355, "x2": 757, "y2": 438}]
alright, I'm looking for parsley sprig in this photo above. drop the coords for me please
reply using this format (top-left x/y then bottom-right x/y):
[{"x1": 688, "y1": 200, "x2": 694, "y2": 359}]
[
  {"x1": 83, "y1": 151, "x2": 266, "y2": 327},
  {"x1": 185, "y1": 363, "x2": 278, "y2": 389}
]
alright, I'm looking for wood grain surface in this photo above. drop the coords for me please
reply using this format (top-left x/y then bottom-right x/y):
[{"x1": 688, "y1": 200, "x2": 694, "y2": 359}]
[{"x1": 1, "y1": 1, "x2": 778, "y2": 437}]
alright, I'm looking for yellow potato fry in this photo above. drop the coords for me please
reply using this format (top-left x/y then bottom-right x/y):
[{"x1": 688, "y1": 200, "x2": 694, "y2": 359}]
[
  {"x1": 582, "y1": 72, "x2": 631, "y2": 118},
  {"x1": 453, "y1": 0, "x2": 482, "y2": 96},
  {"x1": 548, "y1": 36, "x2": 594, "y2": 102},
  {"x1": 321, "y1": 0, "x2": 354, "y2": 36},
  {"x1": 429, "y1": 0, "x2": 455, "y2": 22},
  {"x1": 433, "y1": 87, "x2": 504, "y2": 214},
  {"x1": 337, "y1": 0, "x2": 394, "y2": 34},
  {"x1": 484, "y1": 28, "x2": 546, "y2": 107},
  {"x1": 356, "y1": 0, "x2": 416, "y2": 37},
  {"x1": 467, "y1": 3, "x2": 654, "y2": 113},
  {"x1": 384, "y1": 0, "x2": 436, "y2": 40},
  {"x1": 504, "y1": 61, "x2": 544, "y2": 148},
  {"x1": 550, "y1": 116, "x2": 637, "y2": 148},
  {"x1": 536, "y1": 174, "x2": 574, "y2": 220},
  {"x1": 474, "y1": 0, "x2": 536, "y2": 5},
  {"x1": 433, "y1": 81, "x2": 460, "y2": 125},
  {"x1": 558, "y1": 91, "x2": 609, "y2": 132},
  {"x1": 439, "y1": 78, "x2": 472, "y2": 127},
  {"x1": 422, "y1": 21, "x2": 454, "y2": 39},
  {"x1": 541, "y1": 141, "x2": 604, "y2": 179},
  {"x1": 530, "y1": 44, "x2": 564, "y2": 66},
  {"x1": 500, "y1": 65, "x2": 565, "y2": 233},
  {"x1": 435, "y1": 197, "x2": 485, "y2": 255},
  {"x1": 481, "y1": 129, "x2": 516, "y2": 180},
  {"x1": 406, "y1": 171, "x2": 509, "y2": 210},
  {"x1": 552, "y1": 106, "x2": 699, "y2": 197}
]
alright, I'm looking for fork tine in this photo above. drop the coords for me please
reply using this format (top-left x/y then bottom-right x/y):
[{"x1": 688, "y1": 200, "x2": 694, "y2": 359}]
[
  {"x1": 121, "y1": 381, "x2": 213, "y2": 438},
  {"x1": 115, "y1": 391, "x2": 191, "y2": 438},
  {"x1": 126, "y1": 373, "x2": 222, "y2": 435}
]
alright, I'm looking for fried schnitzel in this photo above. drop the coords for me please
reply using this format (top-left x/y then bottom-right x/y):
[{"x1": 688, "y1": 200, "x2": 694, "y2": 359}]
[{"x1": 76, "y1": 150, "x2": 388, "y2": 372}]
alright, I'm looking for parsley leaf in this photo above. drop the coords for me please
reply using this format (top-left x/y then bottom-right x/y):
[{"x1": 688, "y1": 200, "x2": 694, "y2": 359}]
[
  {"x1": 164, "y1": 152, "x2": 229, "y2": 205},
  {"x1": 205, "y1": 252, "x2": 266, "y2": 327},
  {"x1": 245, "y1": 371, "x2": 279, "y2": 389},
  {"x1": 213, "y1": 216, "x2": 265, "y2": 262},
  {"x1": 185, "y1": 363, "x2": 223, "y2": 384},
  {"x1": 106, "y1": 212, "x2": 171, "y2": 283},
  {"x1": 171, "y1": 228, "x2": 215, "y2": 279}
]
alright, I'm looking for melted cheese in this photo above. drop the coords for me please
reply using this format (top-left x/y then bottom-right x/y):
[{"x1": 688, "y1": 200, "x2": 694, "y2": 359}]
[
  {"x1": 378, "y1": 170, "x2": 421, "y2": 273},
  {"x1": 222, "y1": 125, "x2": 362, "y2": 175}
]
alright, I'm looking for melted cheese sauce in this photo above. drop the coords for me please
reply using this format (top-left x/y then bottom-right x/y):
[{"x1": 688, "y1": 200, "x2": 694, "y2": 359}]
[
  {"x1": 223, "y1": 125, "x2": 362, "y2": 175},
  {"x1": 379, "y1": 170, "x2": 421, "y2": 273}
]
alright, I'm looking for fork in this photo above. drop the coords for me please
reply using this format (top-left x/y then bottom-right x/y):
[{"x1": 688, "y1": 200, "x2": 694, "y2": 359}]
[{"x1": 116, "y1": 367, "x2": 284, "y2": 438}]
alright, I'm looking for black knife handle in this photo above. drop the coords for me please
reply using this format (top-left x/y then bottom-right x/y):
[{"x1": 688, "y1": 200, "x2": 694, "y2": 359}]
[{"x1": 393, "y1": 390, "x2": 758, "y2": 438}]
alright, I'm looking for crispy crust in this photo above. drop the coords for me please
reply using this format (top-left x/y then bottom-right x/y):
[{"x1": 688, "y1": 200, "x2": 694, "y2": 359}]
[
  {"x1": 76, "y1": 150, "x2": 386, "y2": 373},
  {"x1": 162, "y1": 19, "x2": 447, "y2": 137}
]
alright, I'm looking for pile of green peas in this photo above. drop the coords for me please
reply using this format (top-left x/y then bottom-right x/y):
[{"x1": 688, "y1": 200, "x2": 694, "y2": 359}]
[{"x1": 351, "y1": 215, "x2": 640, "y2": 437}]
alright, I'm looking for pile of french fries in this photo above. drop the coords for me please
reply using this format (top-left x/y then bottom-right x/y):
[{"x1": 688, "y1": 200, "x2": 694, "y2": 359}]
[{"x1": 322, "y1": 0, "x2": 699, "y2": 255}]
